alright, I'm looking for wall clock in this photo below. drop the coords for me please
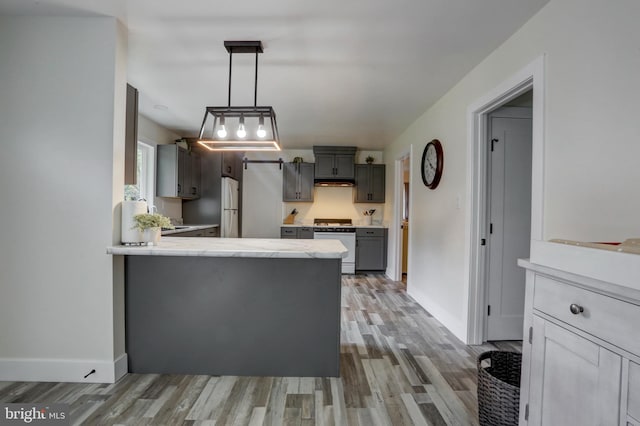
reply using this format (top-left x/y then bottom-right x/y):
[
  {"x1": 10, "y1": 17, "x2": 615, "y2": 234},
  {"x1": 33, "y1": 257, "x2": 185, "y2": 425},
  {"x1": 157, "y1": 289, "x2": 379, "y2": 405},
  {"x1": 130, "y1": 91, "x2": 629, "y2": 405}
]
[{"x1": 421, "y1": 139, "x2": 443, "y2": 189}]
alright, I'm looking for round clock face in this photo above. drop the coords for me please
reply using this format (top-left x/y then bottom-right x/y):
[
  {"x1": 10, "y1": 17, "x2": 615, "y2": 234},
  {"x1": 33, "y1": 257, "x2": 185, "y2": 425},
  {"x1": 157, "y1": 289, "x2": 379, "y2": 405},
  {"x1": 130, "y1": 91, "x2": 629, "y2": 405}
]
[{"x1": 421, "y1": 139, "x2": 443, "y2": 189}]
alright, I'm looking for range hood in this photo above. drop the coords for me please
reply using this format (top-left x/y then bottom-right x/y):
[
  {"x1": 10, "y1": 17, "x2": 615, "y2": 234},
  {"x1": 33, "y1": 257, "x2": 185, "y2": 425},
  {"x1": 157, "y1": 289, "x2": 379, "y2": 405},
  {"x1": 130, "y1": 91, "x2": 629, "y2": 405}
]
[{"x1": 314, "y1": 180, "x2": 354, "y2": 187}]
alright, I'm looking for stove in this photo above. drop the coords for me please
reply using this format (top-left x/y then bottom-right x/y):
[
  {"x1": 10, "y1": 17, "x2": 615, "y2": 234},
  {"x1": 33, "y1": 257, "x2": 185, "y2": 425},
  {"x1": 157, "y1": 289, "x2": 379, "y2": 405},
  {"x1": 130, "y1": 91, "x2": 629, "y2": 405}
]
[
  {"x1": 313, "y1": 218, "x2": 356, "y2": 274},
  {"x1": 313, "y1": 218, "x2": 355, "y2": 233}
]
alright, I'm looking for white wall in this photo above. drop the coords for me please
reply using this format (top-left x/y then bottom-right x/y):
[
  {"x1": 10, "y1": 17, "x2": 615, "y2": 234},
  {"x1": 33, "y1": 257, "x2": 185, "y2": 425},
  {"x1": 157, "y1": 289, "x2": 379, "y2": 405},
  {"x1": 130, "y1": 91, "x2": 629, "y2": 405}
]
[
  {"x1": 384, "y1": 0, "x2": 640, "y2": 342},
  {"x1": 137, "y1": 114, "x2": 182, "y2": 219},
  {"x1": 242, "y1": 149, "x2": 385, "y2": 237},
  {"x1": 0, "y1": 16, "x2": 127, "y2": 382}
]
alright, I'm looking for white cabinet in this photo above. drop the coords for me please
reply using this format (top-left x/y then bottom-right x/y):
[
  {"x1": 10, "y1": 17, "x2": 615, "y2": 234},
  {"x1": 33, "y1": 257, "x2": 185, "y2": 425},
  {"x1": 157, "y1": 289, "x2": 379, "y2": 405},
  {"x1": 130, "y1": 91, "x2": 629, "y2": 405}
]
[
  {"x1": 519, "y1": 251, "x2": 640, "y2": 426},
  {"x1": 528, "y1": 316, "x2": 621, "y2": 426}
]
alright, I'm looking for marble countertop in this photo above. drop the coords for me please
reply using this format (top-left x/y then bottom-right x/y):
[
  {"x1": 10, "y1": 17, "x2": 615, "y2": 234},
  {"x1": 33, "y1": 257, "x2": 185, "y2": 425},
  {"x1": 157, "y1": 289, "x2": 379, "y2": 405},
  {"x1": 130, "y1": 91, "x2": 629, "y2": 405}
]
[
  {"x1": 161, "y1": 224, "x2": 218, "y2": 235},
  {"x1": 107, "y1": 237, "x2": 348, "y2": 259}
]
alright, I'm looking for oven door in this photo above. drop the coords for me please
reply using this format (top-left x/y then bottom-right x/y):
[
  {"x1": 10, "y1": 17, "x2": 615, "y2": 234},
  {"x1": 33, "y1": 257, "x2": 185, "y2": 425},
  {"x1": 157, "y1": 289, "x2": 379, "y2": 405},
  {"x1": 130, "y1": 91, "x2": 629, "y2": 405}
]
[{"x1": 313, "y1": 232, "x2": 356, "y2": 274}]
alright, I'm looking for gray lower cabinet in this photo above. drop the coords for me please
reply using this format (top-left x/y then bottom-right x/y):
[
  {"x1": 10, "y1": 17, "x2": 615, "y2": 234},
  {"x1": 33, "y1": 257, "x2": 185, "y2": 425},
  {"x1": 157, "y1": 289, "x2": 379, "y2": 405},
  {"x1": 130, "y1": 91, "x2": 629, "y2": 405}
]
[
  {"x1": 355, "y1": 228, "x2": 387, "y2": 271},
  {"x1": 283, "y1": 162, "x2": 314, "y2": 202},
  {"x1": 281, "y1": 227, "x2": 314, "y2": 239},
  {"x1": 157, "y1": 144, "x2": 201, "y2": 199},
  {"x1": 355, "y1": 164, "x2": 385, "y2": 203}
]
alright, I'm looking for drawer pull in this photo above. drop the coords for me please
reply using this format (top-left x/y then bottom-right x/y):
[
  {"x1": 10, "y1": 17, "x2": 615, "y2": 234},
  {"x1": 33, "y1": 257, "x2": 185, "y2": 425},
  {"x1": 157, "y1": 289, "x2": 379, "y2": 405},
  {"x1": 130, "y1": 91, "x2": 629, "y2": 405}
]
[{"x1": 569, "y1": 304, "x2": 584, "y2": 315}]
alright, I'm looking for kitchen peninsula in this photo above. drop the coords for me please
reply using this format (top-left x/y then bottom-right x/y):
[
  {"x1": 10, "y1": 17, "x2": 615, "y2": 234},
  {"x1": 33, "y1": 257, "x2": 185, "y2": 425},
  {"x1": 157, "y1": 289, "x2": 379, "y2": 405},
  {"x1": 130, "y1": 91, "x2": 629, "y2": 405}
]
[{"x1": 107, "y1": 238, "x2": 347, "y2": 377}]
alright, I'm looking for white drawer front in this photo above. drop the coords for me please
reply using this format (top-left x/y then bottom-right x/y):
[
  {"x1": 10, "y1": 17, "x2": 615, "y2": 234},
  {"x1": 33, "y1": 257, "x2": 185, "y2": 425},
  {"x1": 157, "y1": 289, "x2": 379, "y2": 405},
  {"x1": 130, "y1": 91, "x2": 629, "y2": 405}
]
[{"x1": 533, "y1": 275, "x2": 640, "y2": 355}]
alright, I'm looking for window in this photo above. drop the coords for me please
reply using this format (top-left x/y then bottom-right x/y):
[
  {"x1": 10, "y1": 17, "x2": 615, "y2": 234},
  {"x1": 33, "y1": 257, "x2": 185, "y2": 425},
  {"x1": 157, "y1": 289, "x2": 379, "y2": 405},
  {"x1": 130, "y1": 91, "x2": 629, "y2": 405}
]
[{"x1": 124, "y1": 141, "x2": 155, "y2": 205}]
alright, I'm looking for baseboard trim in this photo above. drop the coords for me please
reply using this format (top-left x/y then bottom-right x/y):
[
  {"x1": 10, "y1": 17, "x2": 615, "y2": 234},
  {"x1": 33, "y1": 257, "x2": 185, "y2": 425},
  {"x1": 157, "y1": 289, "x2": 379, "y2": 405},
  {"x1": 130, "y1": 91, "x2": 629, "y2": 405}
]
[{"x1": 0, "y1": 353, "x2": 128, "y2": 383}]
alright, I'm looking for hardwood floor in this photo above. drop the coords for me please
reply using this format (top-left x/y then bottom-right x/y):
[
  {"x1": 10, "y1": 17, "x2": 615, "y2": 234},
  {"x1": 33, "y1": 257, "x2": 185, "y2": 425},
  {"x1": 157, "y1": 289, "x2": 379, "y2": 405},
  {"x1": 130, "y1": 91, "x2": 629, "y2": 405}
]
[{"x1": 0, "y1": 274, "x2": 520, "y2": 425}]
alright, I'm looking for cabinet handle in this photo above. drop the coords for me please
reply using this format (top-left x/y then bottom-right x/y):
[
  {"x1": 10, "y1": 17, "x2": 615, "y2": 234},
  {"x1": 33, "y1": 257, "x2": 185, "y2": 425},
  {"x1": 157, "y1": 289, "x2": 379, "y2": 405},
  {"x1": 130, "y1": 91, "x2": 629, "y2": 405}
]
[
  {"x1": 227, "y1": 166, "x2": 232, "y2": 173},
  {"x1": 569, "y1": 304, "x2": 584, "y2": 315},
  {"x1": 191, "y1": 187, "x2": 197, "y2": 195}
]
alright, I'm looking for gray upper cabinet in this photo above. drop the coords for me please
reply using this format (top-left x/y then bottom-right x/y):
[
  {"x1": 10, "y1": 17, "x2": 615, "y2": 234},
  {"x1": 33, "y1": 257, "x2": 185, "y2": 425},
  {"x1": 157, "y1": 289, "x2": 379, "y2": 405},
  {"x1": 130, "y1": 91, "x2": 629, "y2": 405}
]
[
  {"x1": 157, "y1": 144, "x2": 201, "y2": 199},
  {"x1": 354, "y1": 164, "x2": 385, "y2": 203},
  {"x1": 124, "y1": 84, "x2": 138, "y2": 185},
  {"x1": 313, "y1": 146, "x2": 356, "y2": 180},
  {"x1": 283, "y1": 162, "x2": 314, "y2": 202},
  {"x1": 221, "y1": 152, "x2": 243, "y2": 181}
]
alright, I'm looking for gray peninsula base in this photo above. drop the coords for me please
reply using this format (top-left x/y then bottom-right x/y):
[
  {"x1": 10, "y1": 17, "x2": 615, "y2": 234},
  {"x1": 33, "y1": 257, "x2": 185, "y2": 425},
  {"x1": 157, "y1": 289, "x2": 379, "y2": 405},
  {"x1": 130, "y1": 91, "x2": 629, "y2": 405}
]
[{"x1": 125, "y1": 256, "x2": 341, "y2": 377}]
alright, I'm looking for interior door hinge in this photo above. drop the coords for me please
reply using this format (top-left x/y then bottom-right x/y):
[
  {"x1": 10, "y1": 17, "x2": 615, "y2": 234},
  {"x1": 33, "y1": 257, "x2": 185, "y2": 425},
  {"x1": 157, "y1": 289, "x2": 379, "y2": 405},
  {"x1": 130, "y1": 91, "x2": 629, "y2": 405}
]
[
  {"x1": 481, "y1": 238, "x2": 486, "y2": 246},
  {"x1": 487, "y1": 305, "x2": 491, "y2": 316},
  {"x1": 491, "y1": 138, "x2": 499, "y2": 152},
  {"x1": 528, "y1": 326, "x2": 533, "y2": 344},
  {"x1": 489, "y1": 223, "x2": 493, "y2": 234},
  {"x1": 525, "y1": 403, "x2": 529, "y2": 421}
]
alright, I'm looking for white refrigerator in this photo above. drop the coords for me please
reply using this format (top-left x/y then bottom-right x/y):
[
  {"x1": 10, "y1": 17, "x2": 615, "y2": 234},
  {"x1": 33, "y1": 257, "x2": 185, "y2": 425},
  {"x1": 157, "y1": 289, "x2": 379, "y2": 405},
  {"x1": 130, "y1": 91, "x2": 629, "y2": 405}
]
[{"x1": 221, "y1": 177, "x2": 239, "y2": 237}]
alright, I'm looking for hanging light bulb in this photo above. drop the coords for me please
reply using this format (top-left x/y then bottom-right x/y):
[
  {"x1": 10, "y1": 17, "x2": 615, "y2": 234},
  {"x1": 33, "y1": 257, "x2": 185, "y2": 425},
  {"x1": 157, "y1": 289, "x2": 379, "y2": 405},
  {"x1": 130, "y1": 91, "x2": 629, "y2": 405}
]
[
  {"x1": 236, "y1": 115, "x2": 247, "y2": 138},
  {"x1": 216, "y1": 116, "x2": 228, "y2": 138},
  {"x1": 256, "y1": 115, "x2": 267, "y2": 138}
]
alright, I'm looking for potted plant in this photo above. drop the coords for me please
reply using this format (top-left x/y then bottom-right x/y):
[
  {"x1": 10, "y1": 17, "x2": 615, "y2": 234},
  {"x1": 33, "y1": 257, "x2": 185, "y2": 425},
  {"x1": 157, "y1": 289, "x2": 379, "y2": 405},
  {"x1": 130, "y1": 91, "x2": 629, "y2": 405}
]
[
  {"x1": 133, "y1": 213, "x2": 173, "y2": 245},
  {"x1": 366, "y1": 156, "x2": 375, "y2": 164}
]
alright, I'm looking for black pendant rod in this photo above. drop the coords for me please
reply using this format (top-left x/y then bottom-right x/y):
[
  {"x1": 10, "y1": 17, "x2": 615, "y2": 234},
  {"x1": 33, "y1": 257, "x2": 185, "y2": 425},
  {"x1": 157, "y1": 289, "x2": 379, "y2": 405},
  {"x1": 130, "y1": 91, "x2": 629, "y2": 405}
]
[
  {"x1": 227, "y1": 48, "x2": 233, "y2": 107},
  {"x1": 254, "y1": 50, "x2": 259, "y2": 107}
]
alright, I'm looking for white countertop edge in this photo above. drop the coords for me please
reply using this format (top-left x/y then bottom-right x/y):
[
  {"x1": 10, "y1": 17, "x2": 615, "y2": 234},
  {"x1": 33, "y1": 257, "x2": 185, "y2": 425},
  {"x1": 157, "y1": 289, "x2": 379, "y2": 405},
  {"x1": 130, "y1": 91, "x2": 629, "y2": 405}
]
[
  {"x1": 528, "y1": 239, "x2": 640, "y2": 292},
  {"x1": 107, "y1": 237, "x2": 348, "y2": 259},
  {"x1": 161, "y1": 224, "x2": 219, "y2": 235},
  {"x1": 280, "y1": 224, "x2": 387, "y2": 229}
]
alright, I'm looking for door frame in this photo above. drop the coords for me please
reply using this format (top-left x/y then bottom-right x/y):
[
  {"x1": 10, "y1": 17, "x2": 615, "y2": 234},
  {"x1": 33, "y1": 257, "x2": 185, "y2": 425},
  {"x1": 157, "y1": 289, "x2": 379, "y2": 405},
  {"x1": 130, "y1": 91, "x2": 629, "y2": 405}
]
[
  {"x1": 464, "y1": 55, "x2": 545, "y2": 345},
  {"x1": 391, "y1": 147, "x2": 412, "y2": 282}
]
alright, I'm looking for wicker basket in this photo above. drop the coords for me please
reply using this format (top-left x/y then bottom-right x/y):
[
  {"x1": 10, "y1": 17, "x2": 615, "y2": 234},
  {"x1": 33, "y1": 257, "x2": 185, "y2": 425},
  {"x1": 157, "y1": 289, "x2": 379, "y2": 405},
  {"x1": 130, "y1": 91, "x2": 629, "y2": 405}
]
[{"x1": 477, "y1": 351, "x2": 522, "y2": 426}]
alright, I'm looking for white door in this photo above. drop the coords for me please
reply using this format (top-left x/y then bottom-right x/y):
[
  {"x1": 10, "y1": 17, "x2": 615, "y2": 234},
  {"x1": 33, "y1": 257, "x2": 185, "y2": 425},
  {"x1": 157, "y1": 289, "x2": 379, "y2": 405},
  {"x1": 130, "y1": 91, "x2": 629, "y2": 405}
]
[
  {"x1": 528, "y1": 316, "x2": 622, "y2": 426},
  {"x1": 486, "y1": 107, "x2": 532, "y2": 340}
]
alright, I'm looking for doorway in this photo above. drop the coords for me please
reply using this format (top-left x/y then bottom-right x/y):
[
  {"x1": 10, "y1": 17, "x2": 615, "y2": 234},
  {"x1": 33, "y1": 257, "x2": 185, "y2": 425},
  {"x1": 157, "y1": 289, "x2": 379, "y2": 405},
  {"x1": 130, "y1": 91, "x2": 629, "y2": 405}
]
[
  {"x1": 393, "y1": 149, "x2": 411, "y2": 283},
  {"x1": 485, "y1": 100, "x2": 532, "y2": 340},
  {"x1": 465, "y1": 55, "x2": 545, "y2": 345},
  {"x1": 401, "y1": 155, "x2": 410, "y2": 283}
]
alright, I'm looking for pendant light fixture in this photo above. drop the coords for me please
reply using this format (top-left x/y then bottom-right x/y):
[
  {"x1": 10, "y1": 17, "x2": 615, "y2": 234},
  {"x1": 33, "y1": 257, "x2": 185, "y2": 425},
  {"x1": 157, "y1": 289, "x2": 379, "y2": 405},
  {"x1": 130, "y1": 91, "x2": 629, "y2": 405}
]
[{"x1": 197, "y1": 41, "x2": 281, "y2": 151}]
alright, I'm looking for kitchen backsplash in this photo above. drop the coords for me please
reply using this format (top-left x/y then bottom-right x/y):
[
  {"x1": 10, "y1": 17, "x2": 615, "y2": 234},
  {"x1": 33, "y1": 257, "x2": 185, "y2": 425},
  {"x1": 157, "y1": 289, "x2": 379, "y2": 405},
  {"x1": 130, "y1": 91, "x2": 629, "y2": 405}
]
[{"x1": 283, "y1": 186, "x2": 384, "y2": 226}]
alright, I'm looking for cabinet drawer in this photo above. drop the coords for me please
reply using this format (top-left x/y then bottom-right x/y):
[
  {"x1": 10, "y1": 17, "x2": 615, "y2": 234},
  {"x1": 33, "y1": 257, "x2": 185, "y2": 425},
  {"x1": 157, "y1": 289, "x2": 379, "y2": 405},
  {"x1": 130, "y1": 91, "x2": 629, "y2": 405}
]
[
  {"x1": 281, "y1": 227, "x2": 298, "y2": 238},
  {"x1": 533, "y1": 276, "x2": 640, "y2": 355},
  {"x1": 356, "y1": 228, "x2": 384, "y2": 237}
]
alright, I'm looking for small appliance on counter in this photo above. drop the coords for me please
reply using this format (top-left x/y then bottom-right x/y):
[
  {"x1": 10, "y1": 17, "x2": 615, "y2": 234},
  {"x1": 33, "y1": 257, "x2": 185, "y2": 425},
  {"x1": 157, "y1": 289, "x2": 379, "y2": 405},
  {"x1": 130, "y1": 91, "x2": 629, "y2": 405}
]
[{"x1": 121, "y1": 200, "x2": 147, "y2": 245}]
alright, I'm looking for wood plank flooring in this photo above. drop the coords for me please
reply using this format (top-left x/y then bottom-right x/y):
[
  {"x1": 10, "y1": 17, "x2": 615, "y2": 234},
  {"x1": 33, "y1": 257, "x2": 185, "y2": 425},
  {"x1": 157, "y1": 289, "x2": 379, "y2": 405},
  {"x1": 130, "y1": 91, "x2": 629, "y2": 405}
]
[{"x1": 0, "y1": 274, "x2": 520, "y2": 425}]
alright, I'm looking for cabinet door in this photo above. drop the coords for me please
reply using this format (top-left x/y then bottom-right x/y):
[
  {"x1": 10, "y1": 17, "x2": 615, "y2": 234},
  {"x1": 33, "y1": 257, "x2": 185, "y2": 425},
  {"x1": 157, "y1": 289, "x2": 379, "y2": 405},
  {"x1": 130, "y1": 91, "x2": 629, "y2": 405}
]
[
  {"x1": 297, "y1": 163, "x2": 314, "y2": 201},
  {"x1": 314, "y1": 154, "x2": 335, "y2": 179},
  {"x1": 356, "y1": 237, "x2": 385, "y2": 270},
  {"x1": 222, "y1": 152, "x2": 236, "y2": 178},
  {"x1": 528, "y1": 316, "x2": 621, "y2": 426},
  {"x1": 282, "y1": 163, "x2": 299, "y2": 201},
  {"x1": 181, "y1": 148, "x2": 192, "y2": 198},
  {"x1": 354, "y1": 165, "x2": 370, "y2": 202},
  {"x1": 190, "y1": 153, "x2": 201, "y2": 198},
  {"x1": 124, "y1": 84, "x2": 138, "y2": 185},
  {"x1": 369, "y1": 164, "x2": 385, "y2": 203},
  {"x1": 334, "y1": 154, "x2": 355, "y2": 179}
]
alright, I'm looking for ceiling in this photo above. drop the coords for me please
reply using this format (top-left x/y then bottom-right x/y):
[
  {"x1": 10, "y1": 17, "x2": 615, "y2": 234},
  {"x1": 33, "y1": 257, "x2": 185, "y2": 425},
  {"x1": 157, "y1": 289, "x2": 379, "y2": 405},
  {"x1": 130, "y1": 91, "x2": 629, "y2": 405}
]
[{"x1": 1, "y1": 0, "x2": 548, "y2": 149}]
